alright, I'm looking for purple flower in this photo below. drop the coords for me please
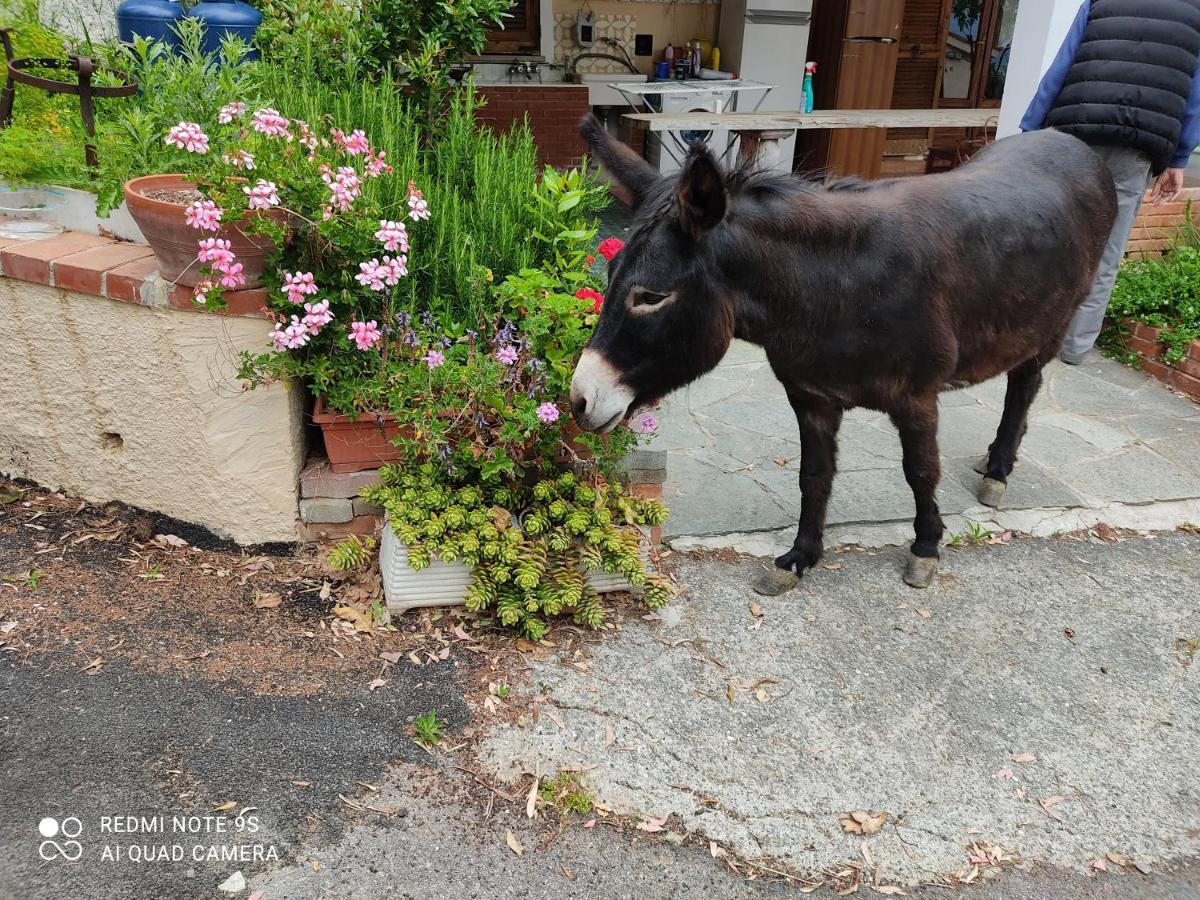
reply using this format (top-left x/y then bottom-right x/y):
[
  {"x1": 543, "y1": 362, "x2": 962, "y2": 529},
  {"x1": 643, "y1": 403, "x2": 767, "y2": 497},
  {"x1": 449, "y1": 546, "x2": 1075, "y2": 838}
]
[
  {"x1": 635, "y1": 412, "x2": 658, "y2": 434},
  {"x1": 424, "y1": 349, "x2": 445, "y2": 369},
  {"x1": 536, "y1": 402, "x2": 560, "y2": 424},
  {"x1": 495, "y1": 345, "x2": 518, "y2": 365}
]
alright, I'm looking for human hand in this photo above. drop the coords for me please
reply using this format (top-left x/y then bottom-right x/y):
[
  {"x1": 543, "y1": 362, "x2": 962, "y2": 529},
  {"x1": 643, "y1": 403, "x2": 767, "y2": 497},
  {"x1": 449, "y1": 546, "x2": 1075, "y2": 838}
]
[{"x1": 1151, "y1": 167, "x2": 1185, "y2": 206}]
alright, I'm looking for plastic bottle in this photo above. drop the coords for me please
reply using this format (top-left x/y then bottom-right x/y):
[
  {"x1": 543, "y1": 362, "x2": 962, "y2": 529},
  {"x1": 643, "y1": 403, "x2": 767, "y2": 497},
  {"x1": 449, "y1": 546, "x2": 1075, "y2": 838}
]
[
  {"x1": 692, "y1": 41, "x2": 702, "y2": 74},
  {"x1": 711, "y1": 46, "x2": 720, "y2": 72},
  {"x1": 803, "y1": 61, "x2": 816, "y2": 113},
  {"x1": 664, "y1": 43, "x2": 675, "y2": 66}
]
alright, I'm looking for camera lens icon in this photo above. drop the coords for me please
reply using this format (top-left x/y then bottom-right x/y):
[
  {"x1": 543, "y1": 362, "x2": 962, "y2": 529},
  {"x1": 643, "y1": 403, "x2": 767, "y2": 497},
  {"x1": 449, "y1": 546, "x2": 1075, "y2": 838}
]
[{"x1": 38, "y1": 817, "x2": 83, "y2": 861}]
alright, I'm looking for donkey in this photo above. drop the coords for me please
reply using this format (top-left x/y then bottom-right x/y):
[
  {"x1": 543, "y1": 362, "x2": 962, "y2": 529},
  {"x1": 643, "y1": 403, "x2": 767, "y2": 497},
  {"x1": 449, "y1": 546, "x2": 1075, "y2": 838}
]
[{"x1": 570, "y1": 115, "x2": 1117, "y2": 593}]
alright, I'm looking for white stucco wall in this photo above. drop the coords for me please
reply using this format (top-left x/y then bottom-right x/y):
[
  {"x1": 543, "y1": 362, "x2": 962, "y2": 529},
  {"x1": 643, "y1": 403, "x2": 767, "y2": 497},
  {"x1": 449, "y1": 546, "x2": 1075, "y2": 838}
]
[
  {"x1": 0, "y1": 280, "x2": 305, "y2": 543},
  {"x1": 998, "y1": 0, "x2": 1082, "y2": 137}
]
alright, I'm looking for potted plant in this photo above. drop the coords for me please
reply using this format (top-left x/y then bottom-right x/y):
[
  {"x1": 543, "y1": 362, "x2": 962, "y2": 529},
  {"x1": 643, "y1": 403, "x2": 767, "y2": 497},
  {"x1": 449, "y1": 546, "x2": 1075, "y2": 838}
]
[{"x1": 124, "y1": 172, "x2": 286, "y2": 288}]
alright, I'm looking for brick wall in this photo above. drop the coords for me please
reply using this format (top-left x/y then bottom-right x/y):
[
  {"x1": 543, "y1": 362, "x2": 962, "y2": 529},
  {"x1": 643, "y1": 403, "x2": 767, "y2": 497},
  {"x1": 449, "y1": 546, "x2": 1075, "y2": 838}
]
[
  {"x1": 1126, "y1": 187, "x2": 1200, "y2": 258},
  {"x1": 476, "y1": 85, "x2": 591, "y2": 170}
]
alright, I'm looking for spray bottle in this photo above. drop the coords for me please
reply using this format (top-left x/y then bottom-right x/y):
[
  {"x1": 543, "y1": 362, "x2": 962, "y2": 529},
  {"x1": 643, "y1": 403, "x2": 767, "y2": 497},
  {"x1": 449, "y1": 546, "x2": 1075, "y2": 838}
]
[{"x1": 803, "y1": 61, "x2": 816, "y2": 113}]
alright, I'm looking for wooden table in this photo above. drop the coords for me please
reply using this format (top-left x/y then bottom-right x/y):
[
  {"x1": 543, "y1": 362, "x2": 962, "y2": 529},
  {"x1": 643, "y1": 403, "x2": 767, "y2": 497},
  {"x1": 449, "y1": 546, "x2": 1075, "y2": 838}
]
[{"x1": 622, "y1": 108, "x2": 1000, "y2": 168}]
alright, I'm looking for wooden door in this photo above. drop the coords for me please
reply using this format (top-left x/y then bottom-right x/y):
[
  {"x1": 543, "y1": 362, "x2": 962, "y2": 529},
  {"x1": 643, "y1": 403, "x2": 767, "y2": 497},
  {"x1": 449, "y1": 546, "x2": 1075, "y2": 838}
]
[
  {"x1": 888, "y1": 0, "x2": 951, "y2": 154},
  {"x1": 826, "y1": 38, "x2": 902, "y2": 178},
  {"x1": 846, "y1": 0, "x2": 906, "y2": 39}
]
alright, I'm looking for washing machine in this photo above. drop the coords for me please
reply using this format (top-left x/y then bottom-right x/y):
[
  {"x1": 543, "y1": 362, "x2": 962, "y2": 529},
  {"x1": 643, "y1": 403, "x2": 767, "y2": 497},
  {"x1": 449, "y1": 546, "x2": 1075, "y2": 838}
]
[{"x1": 644, "y1": 86, "x2": 731, "y2": 175}]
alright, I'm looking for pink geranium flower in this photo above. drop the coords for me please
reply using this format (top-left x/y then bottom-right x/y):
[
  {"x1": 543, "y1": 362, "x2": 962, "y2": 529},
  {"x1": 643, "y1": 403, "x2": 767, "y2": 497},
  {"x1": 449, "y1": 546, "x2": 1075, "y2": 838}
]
[
  {"x1": 495, "y1": 345, "x2": 518, "y2": 365},
  {"x1": 365, "y1": 150, "x2": 392, "y2": 177},
  {"x1": 196, "y1": 237, "x2": 235, "y2": 270},
  {"x1": 375, "y1": 220, "x2": 409, "y2": 253},
  {"x1": 280, "y1": 271, "x2": 318, "y2": 303},
  {"x1": 355, "y1": 259, "x2": 386, "y2": 291},
  {"x1": 634, "y1": 412, "x2": 658, "y2": 434},
  {"x1": 424, "y1": 349, "x2": 445, "y2": 369},
  {"x1": 301, "y1": 299, "x2": 333, "y2": 335},
  {"x1": 332, "y1": 127, "x2": 371, "y2": 155},
  {"x1": 348, "y1": 320, "x2": 382, "y2": 351},
  {"x1": 536, "y1": 402, "x2": 560, "y2": 424},
  {"x1": 193, "y1": 279, "x2": 215, "y2": 305},
  {"x1": 243, "y1": 180, "x2": 280, "y2": 210},
  {"x1": 217, "y1": 102, "x2": 245, "y2": 124},
  {"x1": 597, "y1": 237, "x2": 624, "y2": 261},
  {"x1": 165, "y1": 122, "x2": 209, "y2": 154},
  {"x1": 251, "y1": 107, "x2": 291, "y2": 137},
  {"x1": 407, "y1": 181, "x2": 430, "y2": 221},
  {"x1": 270, "y1": 316, "x2": 310, "y2": 351},
  {"x1": 184, "y1": 199, "x2": 222, "y2": 232},
  {"x1": 219, "y1": 262, "x2": 245, "y2": 289},
  {"x1": 223, "y1": 150, "x2": 256, "y2": 171},
  {"x1": 323, "y1": 166, "x2": 362, "y2": 212}
]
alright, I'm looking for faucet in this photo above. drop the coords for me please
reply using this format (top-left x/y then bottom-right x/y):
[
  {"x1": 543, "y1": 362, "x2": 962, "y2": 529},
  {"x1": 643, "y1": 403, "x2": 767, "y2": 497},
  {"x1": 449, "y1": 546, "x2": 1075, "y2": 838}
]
[{"x1": 507, "y1": 59, "x2": 542, "y2": 83}]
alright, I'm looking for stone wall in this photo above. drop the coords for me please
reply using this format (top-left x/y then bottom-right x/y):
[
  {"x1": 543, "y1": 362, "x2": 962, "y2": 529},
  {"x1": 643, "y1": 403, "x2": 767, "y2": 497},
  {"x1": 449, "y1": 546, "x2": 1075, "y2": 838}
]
[{"x1": 0, "y1": 234, "x2": 305, "y2": 544}]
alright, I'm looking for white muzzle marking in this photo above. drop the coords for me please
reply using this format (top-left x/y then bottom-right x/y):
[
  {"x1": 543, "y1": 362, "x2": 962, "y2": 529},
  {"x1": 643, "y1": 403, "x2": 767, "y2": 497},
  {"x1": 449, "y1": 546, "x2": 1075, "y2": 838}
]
[{"x1": 570, "y1": 349, "x2": 636, "y2": 433}]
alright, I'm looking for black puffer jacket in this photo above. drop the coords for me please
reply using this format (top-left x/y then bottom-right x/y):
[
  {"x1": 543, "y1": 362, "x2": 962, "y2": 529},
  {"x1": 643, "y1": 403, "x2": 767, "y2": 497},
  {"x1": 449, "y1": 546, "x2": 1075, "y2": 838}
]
[{"x1": 1045, "y1": 0, "x2": 1200, "y2": 173}]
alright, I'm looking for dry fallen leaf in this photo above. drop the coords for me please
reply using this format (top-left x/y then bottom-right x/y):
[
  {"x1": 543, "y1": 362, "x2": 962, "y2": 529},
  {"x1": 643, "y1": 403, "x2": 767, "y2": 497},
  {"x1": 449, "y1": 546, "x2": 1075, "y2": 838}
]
[
  {"x1": 1092, "y1": 858, "x2": 1107, "y2": 872},
  {"x1": 748, "y1": 600, "x2": 764, "y2": 618},
  {"x1": 526, "y1": 778, "x2": 539, "y2": 819},
  {"x1": 367, "y1": 678, "x2": 387, "y2": 691},
  {"x1": 774, "y1": 455, "x2": 788, "y2": 467},
  {"x1": 604, "y1": 723, "x2": 614, "y2": 747},
  {"x1": 1039, "y1": 796, "x2": 1065, "y2": 822},
  {"x1": 1107, "y1": 851, "x2": 1131, "y2": 867},
  {"x1": 506, "y1": 830, "x2": 524, "y2": 857},
  {"x1": 755, "y1": 686, "x2": 770, "y2": 704},
  {"x1": 915, "y1": 608, "x2": 932, "y2": 620},
  {"x1": 212, "y1": 801, "x2": 237, "y2": 812},
  {"x1": 254, "y1": 591, "x2": 282, "y2": 609},
  {"x1": 81, "y1": 657, "x2": 104, "y2": 676},
  {"x1": 992, "y1": 767, "x2": 1014, "y2": 780},
  {"x1": 709, "y1": 841, "x2": 724, "y2": 858},
  {"x1": 839, "y1": 810, "x2": 888, "y2": 835},
  {"x1": 637, "y1": 815, "x2": 668, "y2": 833},
  {"x1": 562, "y1": 864, "x2": 575, "y2": 881},
  {"x1": 872, "y1": 887, "x2": 907, "y2": 896},
  {"x1": 1012, "y1": 752, "x2": 1037, "y2": 764}
]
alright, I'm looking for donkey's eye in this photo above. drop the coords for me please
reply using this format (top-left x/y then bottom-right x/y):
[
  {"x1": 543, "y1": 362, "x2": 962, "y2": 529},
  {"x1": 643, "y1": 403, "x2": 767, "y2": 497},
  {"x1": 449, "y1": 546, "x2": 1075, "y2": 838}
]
[{"x1": 632, "y1": 288, "x2": 669, "y2": 308}]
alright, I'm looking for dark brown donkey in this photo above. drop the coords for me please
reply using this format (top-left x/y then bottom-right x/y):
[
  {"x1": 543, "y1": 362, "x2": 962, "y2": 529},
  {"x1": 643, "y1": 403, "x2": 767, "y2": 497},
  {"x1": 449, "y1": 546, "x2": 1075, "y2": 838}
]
[{"x1": 570, "y1": 116, "x2": 1117, "y2": 593}]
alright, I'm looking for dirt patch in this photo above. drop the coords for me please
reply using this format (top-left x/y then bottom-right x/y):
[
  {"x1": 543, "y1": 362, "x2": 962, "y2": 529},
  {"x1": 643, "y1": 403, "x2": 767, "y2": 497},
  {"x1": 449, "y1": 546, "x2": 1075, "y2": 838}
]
[
  {"x1": 142, "y1": 187, "x2": 205, "y2": 205},
  {"x1": 0, "y1": 481, "x2": 499, "y2": 697}
]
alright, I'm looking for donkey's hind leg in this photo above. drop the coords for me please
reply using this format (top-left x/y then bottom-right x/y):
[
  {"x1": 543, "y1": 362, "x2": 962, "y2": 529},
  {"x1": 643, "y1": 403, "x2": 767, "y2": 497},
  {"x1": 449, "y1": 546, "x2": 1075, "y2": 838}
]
[
  {"x1": 890, "y1": 396, "x2": 945, "y2": 588},
  {"x1": 979, "y1": 354, "x2": 1050, "y2": 507}
]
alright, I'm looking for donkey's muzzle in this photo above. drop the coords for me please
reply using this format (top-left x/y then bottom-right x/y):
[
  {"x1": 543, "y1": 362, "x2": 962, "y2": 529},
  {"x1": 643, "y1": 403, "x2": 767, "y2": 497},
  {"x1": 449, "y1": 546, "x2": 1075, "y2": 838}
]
[{"x1": 570, "y1": 349, "x2": 635, "y2": 433}]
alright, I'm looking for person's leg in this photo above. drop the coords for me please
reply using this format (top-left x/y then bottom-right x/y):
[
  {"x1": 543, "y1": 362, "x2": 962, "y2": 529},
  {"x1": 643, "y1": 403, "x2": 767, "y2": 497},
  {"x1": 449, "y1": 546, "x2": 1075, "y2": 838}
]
[{"x1": 1060, "y1": 146, "x2": 1153, "y2": 364}]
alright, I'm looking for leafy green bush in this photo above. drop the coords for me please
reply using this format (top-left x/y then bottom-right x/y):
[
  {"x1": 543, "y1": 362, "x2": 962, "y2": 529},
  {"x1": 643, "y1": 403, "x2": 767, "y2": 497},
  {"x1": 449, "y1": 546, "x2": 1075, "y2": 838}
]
[
  {"x1": 363, "y1": 465, "x2": 670, "y2": 641},
  {"x1": 1110, "y1": 212, "x2": 1200, "y2": 363}
]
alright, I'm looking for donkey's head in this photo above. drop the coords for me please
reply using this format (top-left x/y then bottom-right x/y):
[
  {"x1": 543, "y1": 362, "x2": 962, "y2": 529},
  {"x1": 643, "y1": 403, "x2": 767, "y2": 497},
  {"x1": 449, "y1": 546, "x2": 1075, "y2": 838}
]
[{"x1": 570, "y1": 115, "x2": 737, "y2": 433}]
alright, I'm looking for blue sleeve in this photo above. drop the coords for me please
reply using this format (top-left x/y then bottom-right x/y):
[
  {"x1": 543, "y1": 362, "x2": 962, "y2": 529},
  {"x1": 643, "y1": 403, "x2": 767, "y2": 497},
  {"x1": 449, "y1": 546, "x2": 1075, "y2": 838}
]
[
  {"x1": 1171, "y1": 60, "x2": 1200, "y2": 167},
  {"x1": 1020, "y1": 1, "x2": 1090, "y2": 132}
]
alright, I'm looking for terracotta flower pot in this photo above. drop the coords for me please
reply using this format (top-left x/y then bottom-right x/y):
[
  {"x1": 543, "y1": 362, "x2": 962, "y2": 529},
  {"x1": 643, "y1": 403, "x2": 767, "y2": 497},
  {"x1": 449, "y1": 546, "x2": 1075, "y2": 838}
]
[
  {"x1": 124, "y1": 174, "x2": 287, "y2": 289},
  {"x1": 313, "y1": 397, "x2": 409, "y2": 473}
]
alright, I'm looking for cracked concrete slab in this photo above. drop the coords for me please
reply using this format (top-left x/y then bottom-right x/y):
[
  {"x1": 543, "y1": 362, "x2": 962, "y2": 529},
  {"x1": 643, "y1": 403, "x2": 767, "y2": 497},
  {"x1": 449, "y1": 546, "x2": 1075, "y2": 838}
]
[
  {"x1": 479, "y1": 535, "x2": 1200, "y2": 887},
  {"x1": 654, "y1": 343, "x2": 1200, "y2": 543}
]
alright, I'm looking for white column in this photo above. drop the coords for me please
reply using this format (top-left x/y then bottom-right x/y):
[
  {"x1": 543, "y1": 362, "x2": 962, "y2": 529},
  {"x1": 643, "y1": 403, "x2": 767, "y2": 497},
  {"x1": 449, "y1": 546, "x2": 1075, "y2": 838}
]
[{"x1": 997, "y1": 0, "x2": 1084, "y2": 137}]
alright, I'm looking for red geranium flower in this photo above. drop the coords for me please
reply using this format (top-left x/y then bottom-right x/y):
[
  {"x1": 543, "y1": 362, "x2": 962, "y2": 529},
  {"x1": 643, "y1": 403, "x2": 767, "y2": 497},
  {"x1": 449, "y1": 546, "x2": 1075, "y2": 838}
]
[
  {"x1": 575, "y1": 287, "x2": 604, "y2": 314},
  {"x1": 597, "y1": 238, "x2": 624, "y2": 261}
]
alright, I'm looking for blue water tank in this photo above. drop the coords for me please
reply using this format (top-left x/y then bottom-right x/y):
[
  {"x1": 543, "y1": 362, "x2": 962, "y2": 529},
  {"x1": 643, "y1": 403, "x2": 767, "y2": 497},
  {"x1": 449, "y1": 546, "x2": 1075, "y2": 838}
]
[
  {"x1": 187, "y1": 0, "x2": 263, "y2": 59},
  {"x1": 115, "y1": 0, "x2": 184, "y2": 47}
]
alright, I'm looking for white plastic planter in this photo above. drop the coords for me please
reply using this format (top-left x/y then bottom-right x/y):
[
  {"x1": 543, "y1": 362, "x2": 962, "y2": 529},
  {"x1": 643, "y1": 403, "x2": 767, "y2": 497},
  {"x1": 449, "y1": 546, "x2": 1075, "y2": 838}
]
[{"x1": 380, "y1": 524, "x2": 634, "y2": 613}]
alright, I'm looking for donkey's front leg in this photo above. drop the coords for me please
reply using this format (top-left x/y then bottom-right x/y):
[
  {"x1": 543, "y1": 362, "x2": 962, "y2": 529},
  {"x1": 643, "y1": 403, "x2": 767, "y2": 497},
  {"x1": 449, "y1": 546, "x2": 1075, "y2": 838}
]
[
  {"x1": 753, "y1": 397, "x2": 842, "y2": 596},
  {"x1": 889, "y1": 398, "x2": 945, "y2": 589}
]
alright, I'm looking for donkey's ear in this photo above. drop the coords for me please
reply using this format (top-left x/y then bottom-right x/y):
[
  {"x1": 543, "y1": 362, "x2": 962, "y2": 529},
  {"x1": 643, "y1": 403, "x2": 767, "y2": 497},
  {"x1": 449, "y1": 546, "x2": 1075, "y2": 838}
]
[
  {"x1": 675, "y1": 147, "x2": 727, "y2": 240},
  {"x1": 580, "y1": 113, "x2": 660, "y2": 208}
]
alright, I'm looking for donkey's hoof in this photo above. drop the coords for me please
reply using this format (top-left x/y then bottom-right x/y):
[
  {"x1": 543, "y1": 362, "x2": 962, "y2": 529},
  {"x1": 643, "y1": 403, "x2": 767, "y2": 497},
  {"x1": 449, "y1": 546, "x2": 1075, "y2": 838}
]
[
  {"x1": 753, "y1": 566, "x2": 801, "y2": 596},
  {"x1": 903, "y1": 554, "x2": 938, "y2": 589},
  {"x1": 978, "y1": 477, "x2": 1007, "y2": 508}
]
